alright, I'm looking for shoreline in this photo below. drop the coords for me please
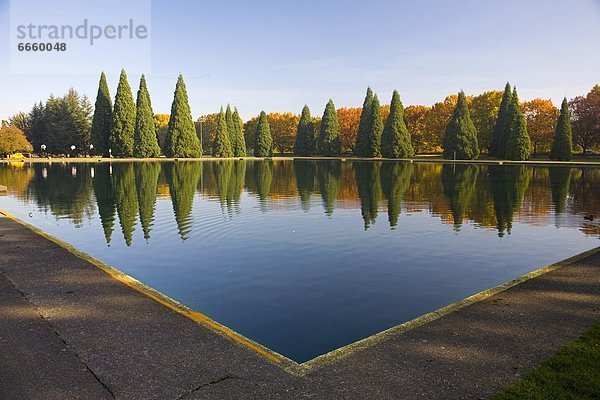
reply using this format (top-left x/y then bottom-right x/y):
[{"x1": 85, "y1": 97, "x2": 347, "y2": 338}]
[{"x1": 1, "y1": 155, "x2": 600, "y2": 167}]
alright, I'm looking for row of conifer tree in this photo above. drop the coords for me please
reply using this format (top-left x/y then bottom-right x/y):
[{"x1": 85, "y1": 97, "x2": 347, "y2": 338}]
[{"x1": 90, "y1": 71, "x2": 574, "y2": 161}]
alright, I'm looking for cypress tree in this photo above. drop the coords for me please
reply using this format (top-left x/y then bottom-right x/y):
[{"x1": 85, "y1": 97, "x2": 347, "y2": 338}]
[
  {"x1": 254, "y1": 111, "x2": 273, "y2": 157},
  {"x1": 490, "y1": 82, "x2": 512, "y2": 158},
  {"x1": 225, "y1": 105, "x2": 236, "y2": 147},
  {"x1": 165, "y1": 75, "x2": 202, "y2": 158},
  {"x1": 381, "y1": 90, "x2": 414, "y2": 158},
  {"x1": 232, "y1": 107, "x2": 246, "y2": 157},
  {"x1": 109, "y1": 69, "x2": 136, "y2": 157},
  {"x1": 550, "y1": 97, "x2": 573, "y2": 161},
  {"x1": 91, "y1": 72, "x2": 112, "y2": 156},
  {"x1": 505, "y1": 88, "x2": 531, "y2": 161},
  {"x1": 317, "y1": 99, "x2": 341, "y2": 156},
  {"x1": 133, "y1": 75, "x2": 161, "y2": 158},
  {"x1": 212, "y1": 107, "x2": 233, "y2": 157},
  {"x1": 443, "y1": 90, "x2": 479, "y2": 159},
  {"x1": 366, "y1": 94, "x2": 383, "y2": 157},
  {"x1": 294, "y1": 105, "x2": 315, "y2": 156},
  {"x1": 355, "y1": 87, "x2": 373, "y2": 156}
]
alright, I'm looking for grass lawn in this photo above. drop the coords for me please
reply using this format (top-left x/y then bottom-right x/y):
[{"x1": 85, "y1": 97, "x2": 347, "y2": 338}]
[{"x1": 493, "y1": 320, "x2": 600, "y2": 399}]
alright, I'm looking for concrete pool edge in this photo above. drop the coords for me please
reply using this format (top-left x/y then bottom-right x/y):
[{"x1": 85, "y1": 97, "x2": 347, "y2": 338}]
[{"x1": 1, "y1": 208, "x2": 599, "y2": 377}]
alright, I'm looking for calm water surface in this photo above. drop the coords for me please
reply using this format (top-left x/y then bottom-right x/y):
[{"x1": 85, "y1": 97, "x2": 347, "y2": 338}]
[{"x1": 0, "y1": 160, "x2": 598, "y2": 362}]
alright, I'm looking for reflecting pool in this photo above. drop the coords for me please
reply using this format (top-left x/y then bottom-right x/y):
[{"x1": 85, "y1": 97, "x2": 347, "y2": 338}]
[{"x1": 0, "y1": 160, "x2": 598, "y2": 362}]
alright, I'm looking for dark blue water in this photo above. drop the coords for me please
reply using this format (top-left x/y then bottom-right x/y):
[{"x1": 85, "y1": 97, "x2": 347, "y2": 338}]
[{"x1": 0, "y1": 160, "x2": 598, "y2": 362}]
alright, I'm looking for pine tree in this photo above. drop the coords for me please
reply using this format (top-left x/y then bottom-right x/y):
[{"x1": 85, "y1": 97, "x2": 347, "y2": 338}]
[
  {"x1": 231, "y1": 107, "x2": 246, "y2": 157},
  {"x1": 294, "y1": 105, "x2": 316, "y2": 156},
  {"x1": 133, "y1": 75, "x2": 161, "y2": 158},
  {"x1": 365, "y1": 94, "x2": 383, "y2": 157},
  {"x1": 355, "y1": 87, "x2": 373, "y2": 156},
  {"x1": 254, "y1": 111, "x2": 273, "y2": 157},
  {"x1": 504, "y1": 88, "x2": 531, "y2": 161},
  {"x1": 91, "y1": 72, "x2": 112, "y2": 156},
  {"x1": 109, "y1": 69, "x2": 136, "y2": 157},
  {"x1": 317, "y1": 99, "x2": 341, "y2": 156},
  {"x1": 550, "y1": 97, "x2": 573, "y2": 161},
  {"x1": 164, "y1": 75, "x2": 202, "y2": 158},
  {"x1": 212, "y1": 107, "x2": 233, "y2": 157},
  {"x1": 443, "y1": 90, "x2": 479, "y2": 159},
  {"x1": 490, "y1": 82, "x2": 512, "y2": 158},
  {"x1": 382, "y1": 90, "x2": 414, "y2": 158}
]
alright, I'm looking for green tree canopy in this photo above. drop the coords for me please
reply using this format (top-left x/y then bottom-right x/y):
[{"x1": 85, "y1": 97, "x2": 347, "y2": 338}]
[
  {"x1": 317, "y1": 99, "x2": 341, "y2": 156},
  {"x1": 91, "y1": 72, "x2": 112, "y2": 156},
  {"x1": 110, "y1": 69, "x2": 136, "y2": 157},
  {"x1": 355, "y1": 87, "x2": 373, "y2": 156},
  {"x1": 490, "y1": 82, "x2": 512, "y2": 158},
  {"x1": 505, "y1": 88, "x2": 531, "y2": 161},
  {"x1": 294, "y1": 105, "x2": 316, "y2": 156},
  {"x1": 164, "y1": 75, "x2": 202, "y2": 158},
  {"x1": 550, "y1": 98, "x2": 573, "y2": 161},
  {"x1": 133, "y1": 75, "x2": 161, "y2": 158},
  {"x1": 253, "y1": 111, "x2": 273, "y2": 157},
  {"x1": 213, "y1": 107, "x2": 234, "y2": 157},
  {"x1": 382, "y1": 90, "x2": 414, "y2": 158},
  {"x1": 232, "y1": 107, "x2": 246, "y2": 157},
  {"x1": 443, "y1": 90, "x2": 479, "y2": 159},
  {"x1": 365, "y1": 94, "x2": 383, "y2": 157}
]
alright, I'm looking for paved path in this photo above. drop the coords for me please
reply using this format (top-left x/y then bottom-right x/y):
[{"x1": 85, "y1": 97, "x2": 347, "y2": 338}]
[{"x1": 0, "y1": 215, "x2": 599, "y2": 399}]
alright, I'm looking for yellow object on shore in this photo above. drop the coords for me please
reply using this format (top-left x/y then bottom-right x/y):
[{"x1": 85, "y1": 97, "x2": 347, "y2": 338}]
[{"x1": 8, "y1": 153, "x2": 26, "y2": 159}]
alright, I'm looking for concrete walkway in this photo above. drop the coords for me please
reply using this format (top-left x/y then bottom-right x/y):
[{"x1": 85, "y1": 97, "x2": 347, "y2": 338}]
[{"x1": 0, "y1": 214, "x2": 599, "y2": 399}]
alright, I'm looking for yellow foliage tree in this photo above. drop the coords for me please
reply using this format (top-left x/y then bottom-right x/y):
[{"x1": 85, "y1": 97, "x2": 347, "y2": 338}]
[
  {"x1": 0, "y1": 122, "x2": 33, "y2": 157},
  {"x1": 404, "y1": 105, "x2": 429, "y2": 154},
  {"x1": 521, "y1": 99, "x2": 559, "y2": 155}
]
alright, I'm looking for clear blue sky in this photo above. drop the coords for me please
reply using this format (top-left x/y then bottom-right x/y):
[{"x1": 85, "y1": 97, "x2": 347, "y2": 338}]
[{"x1": 1, "y1": 0, "x2": 599, "y2": 121}]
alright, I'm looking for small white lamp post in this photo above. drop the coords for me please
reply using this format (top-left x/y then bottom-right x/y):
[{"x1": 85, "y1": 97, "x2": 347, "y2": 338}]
[
  {"x1": 70, "y1": 145, "x2": 76, "y2": 158},
  {"x1": 89, "y1": 144, "x2": 94, "y2": 157}
]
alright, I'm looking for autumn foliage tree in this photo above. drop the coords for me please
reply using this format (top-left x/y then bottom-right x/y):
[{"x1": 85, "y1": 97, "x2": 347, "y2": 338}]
[
  {"x1": 421, "y1": 94, "x2": 459, "y2": 152},
  {"x1": 570, "y1": 85, "x2": 600, "y2": 154},
  {"x1": 404, "y1": 105, "x2": 429, "y2": 153},
  {"x1": 336, "y1": 107, "x2": 361, "y2": 154},
  {"x1": 470, "y1": 90, "x2": 502, "y2": 153},
  {"x1": 0, "y1": 122, "x2": 32, "y2": 157},
  {"x1": 521, "y1": 98, "x2": 559, "y2": 155},
  {"x1": 269, "y1": 112, "x2": 299, "y2": 154}
]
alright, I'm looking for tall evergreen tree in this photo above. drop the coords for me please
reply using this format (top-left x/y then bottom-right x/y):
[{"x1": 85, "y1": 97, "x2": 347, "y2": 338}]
[
  {"x1": 505, "y1": 88, "x2": 531, "y2": 161},
  {"x1": 294, "y1": 105, "x2": 315, "y2": 156},
  {"x1": 135, "y1": 162, "x2": 161, "y2": 240},
  {"x1": 165, "y1": 75, "x2": 202, "y2": 158},
  {"x1": 133, "y1": 75, "x2": 161, "y2": 158},
  {"x1": 253, "y1": 111, "x2": 273, "y2": 157},
  {"x1": 490, "y1": 82, "x2": 512, "y2": 158},
  {"x1": 232, "y1": 107, "x2": 246, "y2": 157},
  {"x1": 225, "y1": 105, "x2": 236, "y2": 147},
  {"x1": 355, "y1": 87, "x2": 373, "y2": 156},
  {"x1": 212, "y1": 107, "x2": 234, "y2": 157},
  {"x1": 443, "y1": 90, "x2": 479, "y2": 159},
  {"x1": 550, "y1": 97, "x2": 573, "y2": 161},
  {"x1": 317, "y1": 99, "x2": 341, "y2": 156},
  {"x1": 91, "y1": 72, "x2": 112, "y2": 156},
  {"x1": 365, "y1": 94, "x2": 383, "y2": 157},
  {"x1": 109, "y1": 69, "x2": 136, "y2": 157},
  {"x1": 382, "y1": 90, "x2": 414, "y2": 158}
]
